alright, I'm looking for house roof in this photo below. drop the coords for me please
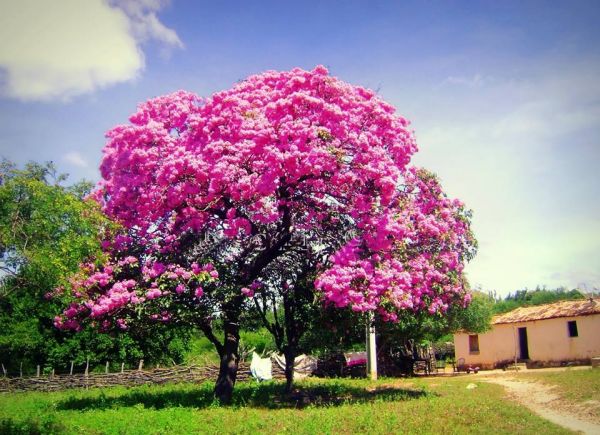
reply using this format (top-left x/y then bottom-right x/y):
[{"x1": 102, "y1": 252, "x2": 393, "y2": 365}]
[{"x1": 492, "y1": 298, "x2": 600, "y2": 325}]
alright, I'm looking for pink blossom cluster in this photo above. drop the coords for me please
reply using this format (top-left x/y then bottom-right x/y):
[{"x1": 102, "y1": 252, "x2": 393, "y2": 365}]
[
  {"x1": 54, "y1": 256, "x2": 217, "y2": 331},
  {"x1": 59, "y1": 66, "x2": 475, "y2": 327},
  {"x1": 315, "y1": 167, "x2": 475, "y2": 320},
  {"x1": 241, "y1": 281, "x2": 262, "y2": 298},
  {"x1": 95, "y1": 66, "x2": 416, "y2": 243}
]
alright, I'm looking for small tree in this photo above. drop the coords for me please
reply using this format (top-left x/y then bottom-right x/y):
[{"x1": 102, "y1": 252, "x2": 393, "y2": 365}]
[
  {"x1": 57, "y1": 66, "x2": 476, "y2": 402},
  {"x1": 0, "y1": 161, "x2": 193, "y2": 373},
  {"x1": 0, "y1": 161, "x2": 106, "y2": 372},
  {"x1": 0, "y1": 162, "x2": 105, "y2": 371}
]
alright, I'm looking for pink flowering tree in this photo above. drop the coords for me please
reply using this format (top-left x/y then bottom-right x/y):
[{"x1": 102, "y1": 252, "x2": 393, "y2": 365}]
[
  {"x1": 315, "y1": 167, "x2": 476, "y2": 319},
  {"x1": 252, "y1": 165, "x2": 475, "y2": 389},
  {"x1": 55, "y1": 66, "x2": 476, "y2": 402}
]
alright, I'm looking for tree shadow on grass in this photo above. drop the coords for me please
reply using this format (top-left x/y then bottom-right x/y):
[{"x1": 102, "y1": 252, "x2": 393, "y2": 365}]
[{"x1": 57, "y1": 380, "x2": 432, "y2": 411}]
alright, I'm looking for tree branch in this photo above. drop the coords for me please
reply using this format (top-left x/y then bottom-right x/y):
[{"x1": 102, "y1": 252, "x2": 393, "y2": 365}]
[{"x1": 198, "y1": 321, "x2": 224, "y2": 356}]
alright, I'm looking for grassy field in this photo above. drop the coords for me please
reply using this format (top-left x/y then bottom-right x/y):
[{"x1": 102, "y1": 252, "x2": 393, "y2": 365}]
[{"x1": 0, "y1": 375, "x2": 573, "y2": 435}]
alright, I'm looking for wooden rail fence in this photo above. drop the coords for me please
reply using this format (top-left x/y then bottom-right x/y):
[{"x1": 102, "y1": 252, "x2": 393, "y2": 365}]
[{"x1": 0, "y1": 362, "x2": 286, "y2": 393}]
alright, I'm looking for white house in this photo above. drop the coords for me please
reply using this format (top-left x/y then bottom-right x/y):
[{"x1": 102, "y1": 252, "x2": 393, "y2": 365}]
[{"x1": 454, "y1": 298, "x2": 600, "y2": 369}]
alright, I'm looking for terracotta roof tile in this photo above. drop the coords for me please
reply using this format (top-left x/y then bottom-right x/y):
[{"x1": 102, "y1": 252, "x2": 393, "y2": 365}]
[{"x1": 492, "y1": 298, "x2": 600, "y2": 324}]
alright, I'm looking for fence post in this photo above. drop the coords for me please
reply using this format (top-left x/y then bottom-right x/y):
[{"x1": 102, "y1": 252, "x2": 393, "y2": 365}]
[
  {"x1": 36, "y1": 365, "x2": 40, "y2": 378},
  {"x1": 19, "y1": 362, "x2": 23, "y2": 378},
  {"x1": 105, "y1": 361, "x2": 109, "y2": 374},
  {"x1": 70, "y1": 361, "x2": 74, "y2": 376},
  {"x1": 51, "y1": 368, "x2": 55, "y2": 379},
  {"x1": 1, "y1": 363, "x2": 6, "y2": 377},
  {"x1": 121, "y1": 362, "x2": 125, "y2": 374},
  {"x1": 85, "y1": 357, "x2": 90, "y2": 390},
  {"x1": 138, "y1": 359, "x2": 144, "y2": 371}
]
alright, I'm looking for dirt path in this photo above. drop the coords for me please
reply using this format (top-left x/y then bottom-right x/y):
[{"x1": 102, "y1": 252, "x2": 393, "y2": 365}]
[{"x1": 483, "y1": 377, "x2": 600, "y2": 434}]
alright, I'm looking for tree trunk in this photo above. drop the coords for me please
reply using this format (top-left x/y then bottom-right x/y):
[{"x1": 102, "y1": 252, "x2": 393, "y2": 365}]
[
  {"x1": 284, "y1": 346, "x2": 296, "y2": 393},
  {"x1": 213, "y1": 317, "x2": 240, "y2": 404}
]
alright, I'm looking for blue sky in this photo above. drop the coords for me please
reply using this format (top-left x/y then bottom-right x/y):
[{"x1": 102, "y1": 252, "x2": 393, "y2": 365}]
[{"x1": 0, "y1": 0, "x2": 599, "y2": 295}]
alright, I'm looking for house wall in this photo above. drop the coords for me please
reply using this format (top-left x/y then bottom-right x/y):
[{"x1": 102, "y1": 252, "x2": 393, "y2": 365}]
[{"x1": 454, "y1": 314, "x2": 600, "y2": 368}]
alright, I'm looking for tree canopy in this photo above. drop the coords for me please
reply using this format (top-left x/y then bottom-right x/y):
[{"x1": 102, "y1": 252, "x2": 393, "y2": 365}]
[
  {"x1": 0, "y1": 161, "x2": 194, "y2": 373},
  {"x1": 55, "y1": 66, "x2": 476, "y2": 401},
  {"x1": 0, "y1": 161, "x2": 108, "y2": 371}
]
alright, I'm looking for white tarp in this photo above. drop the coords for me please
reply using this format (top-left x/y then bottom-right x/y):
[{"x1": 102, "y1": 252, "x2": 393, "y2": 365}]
[
  {"x1": 272, "y1": 353, "x2": 317, "y2": 379},
  {"x1": 250, "y1": 351, "x2": 272, "y2": 381}
]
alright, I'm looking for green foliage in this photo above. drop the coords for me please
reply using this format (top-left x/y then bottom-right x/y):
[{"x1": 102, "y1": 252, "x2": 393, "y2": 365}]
[
  {"x1": 299, "y1": 306, "x2": 367, "y2": 356},
  {"x1": 491, "y1": 287, "x2": 585, "y2": 314},
  {"x1": 446, "y1": 291, "x2": 494, "y2": 334},
  {"x1": 0, "y1": 160, "x2": 109, "y2": 296},
  {"x1": 240, "y1": 328, "x2": 276, "y2": 357},
  {"x1": 184, "y1": 334, "x2": 221, "y2": 365},
  {"x1": 184, "y1": 327, "x2": 276, "y2": 365},
  {"x1": 0, "y1": 160, "x2": 109, "y2": 372},
  {"x1": 0, "y1": 160, "x2": 192, "y2": 374},
  {"x1": 301, "y1": 291, "x2": 495, "y2": 357}
]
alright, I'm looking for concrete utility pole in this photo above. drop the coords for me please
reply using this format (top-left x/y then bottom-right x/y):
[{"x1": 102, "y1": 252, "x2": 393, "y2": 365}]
[{"x1": 366, "y1": 311, "x2": 378, "y2": 380}]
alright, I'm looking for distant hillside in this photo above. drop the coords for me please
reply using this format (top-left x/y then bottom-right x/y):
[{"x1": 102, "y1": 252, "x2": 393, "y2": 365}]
[{"x1": 490, "y1": 287, "x2": 587, "y2": 314}]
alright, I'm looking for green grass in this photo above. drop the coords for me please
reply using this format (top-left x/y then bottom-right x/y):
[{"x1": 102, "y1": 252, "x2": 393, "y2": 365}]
[{"x1": 0, "y1": 377, "x2": 572, "y2": 434}]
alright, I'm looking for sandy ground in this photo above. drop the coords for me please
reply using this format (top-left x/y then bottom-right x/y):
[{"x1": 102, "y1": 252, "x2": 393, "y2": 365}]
[{"x1": 478, "y1": 369, "x2": 600, "y2": 435}]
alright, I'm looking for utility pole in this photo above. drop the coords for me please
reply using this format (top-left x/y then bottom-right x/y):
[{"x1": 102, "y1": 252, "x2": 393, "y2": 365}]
[{"x1": 366, "y1": 311, "x2": 378, "y2": 380}]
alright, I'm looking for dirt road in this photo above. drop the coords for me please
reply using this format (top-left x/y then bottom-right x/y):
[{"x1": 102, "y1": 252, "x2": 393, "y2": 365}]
[{"x1": 482, "y1": 376, "x2": 600, "y2": 434}]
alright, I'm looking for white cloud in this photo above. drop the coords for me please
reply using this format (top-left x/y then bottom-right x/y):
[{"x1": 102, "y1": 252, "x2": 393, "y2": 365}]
[
  {"x1": 442, "y1": 74, "x2": 491, "y2": 88},
  {"x1": 0, "y1": 0, "x2": 182, "y2": 101},
  {"x1": 111, "y1": 0, "x2": 183, "y2": 48},
  {"x1": 63, "y1": 151, "x2": 89, "y2": 168}
]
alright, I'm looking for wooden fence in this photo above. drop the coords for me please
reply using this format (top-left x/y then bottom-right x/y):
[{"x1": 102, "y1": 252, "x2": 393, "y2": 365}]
[{"x1": 0, "y1": 362, "x2": 286, "y2": 393}]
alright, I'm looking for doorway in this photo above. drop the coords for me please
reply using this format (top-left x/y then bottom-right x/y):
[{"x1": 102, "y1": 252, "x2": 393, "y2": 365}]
[{"x1": 518, "y1": 327, "x2": 530, "y2": 360}]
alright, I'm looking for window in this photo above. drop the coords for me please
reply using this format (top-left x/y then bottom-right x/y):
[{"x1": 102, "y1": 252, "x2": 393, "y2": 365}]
[
  {"x1": 568, "y1": 320, "x2": 578, "y2": 337},
  {"x1": 469, "y1": 334, "x2": 480, "y2": 353}
]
